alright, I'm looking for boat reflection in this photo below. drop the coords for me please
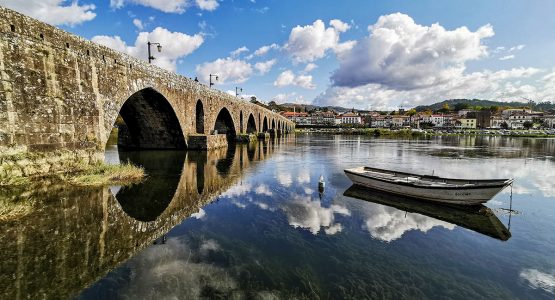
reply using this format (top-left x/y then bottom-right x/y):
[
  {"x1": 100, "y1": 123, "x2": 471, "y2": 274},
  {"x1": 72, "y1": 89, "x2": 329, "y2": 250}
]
[{"x1": 343, "y1": 185, "x2": 511, "y2": 241}]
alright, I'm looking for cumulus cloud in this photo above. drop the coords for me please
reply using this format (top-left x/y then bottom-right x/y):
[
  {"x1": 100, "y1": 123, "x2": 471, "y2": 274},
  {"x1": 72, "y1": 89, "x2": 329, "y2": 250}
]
[
  {"x1": 274, "y1": 70, "x2": 316, "y2": 89},
  {"x1": 196, "y1": 57, "x2": 253, "y2": 83},
  {"x1": 132, "y1": 18, "x2": 144, "y2": 30},
  {"x1": 255, "y1": 184, "x2": 273, "y2": 196},
  {"x1": 195, "y1": 0, "x2": 219, "y2": 11},
  {"x1": 304, "y1": 63, "x2": 318, "y2": 73},
  {"x1": 191, "y1": 208, "x2": 206, "y2": 219},
  {"x1": 499, "y1": 55, "x2": 515, "y2": 61},
  {"x1": 110, "y1": 0, "x2": 218, "y2": 13},
  {"x1": 0, "y1": 0, "x2": 96, "y2": 26},
  {"x1": 313, "y1": 13, "x2": 555, "y2": 110},
  {"x1": 230, "y1": 46, "x2": 249, "y2": 57},
  {"x1": 116, "y1": 238, "x2": 236, "y2": 299},
  {"x1": 362, "y1": 204, "x2": 455, "y2": 242},
  {"x1": 254, "y1": 59, "x2": 276, "y2": 74},
  {"x1": 253, "y1": 43, "x2": 279, "y2": 57},
  {"x1": 92, "y1": 27, "x2": 204, "y2": 72},
  {"x1": 282, "y1": 195, "x2": 350, "y2": 235},
  {"x1": 285, "y1": 19, "x2": 355, "y2": 63},
  {"x1": 332, "y1": 13, "x2": 494, "y2": 89},
  {"x1": 520, "y1": 269, "x2": 555, "y2": 294}
]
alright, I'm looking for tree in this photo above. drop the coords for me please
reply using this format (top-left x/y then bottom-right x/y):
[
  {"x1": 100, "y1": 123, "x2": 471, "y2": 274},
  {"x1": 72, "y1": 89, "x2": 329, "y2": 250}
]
[
  {"x1": 489, "y1": 106, "x2": 499, "y2": 113},
  {"x1": 500, "y1": 122, "x2": 509, "y2": 129},
  {"x1": 406, "y1": 109, "x2": 417, "y2": 116},
  {"x1": 438, "y1": 103, "x2": 450, "y2": 113},
  {"x1": 454, "y1": 103, "x2": 470, "y2": 111},
  {"x1": 523, "y1": 121, "x2": 534, "y2": 130},
  {"x1": 250, "y1": 96, "x2": 257, "y2": 103}
]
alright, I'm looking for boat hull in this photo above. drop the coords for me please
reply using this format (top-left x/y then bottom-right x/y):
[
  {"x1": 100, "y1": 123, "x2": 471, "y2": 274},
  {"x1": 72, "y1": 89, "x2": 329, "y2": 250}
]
[{"x1": 344, "y1": 171, "x2": 509, "y2": 205}]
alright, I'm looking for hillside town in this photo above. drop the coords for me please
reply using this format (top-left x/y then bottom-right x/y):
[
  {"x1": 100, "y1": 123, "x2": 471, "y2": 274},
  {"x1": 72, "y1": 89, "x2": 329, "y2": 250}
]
[{"x1": 279, "y1": 105, "x2": 555, "y2": 130}]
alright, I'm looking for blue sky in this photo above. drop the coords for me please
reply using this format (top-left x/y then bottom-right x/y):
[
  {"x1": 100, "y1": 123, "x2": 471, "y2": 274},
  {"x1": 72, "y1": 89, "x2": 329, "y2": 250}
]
[{"x1": 2, "y1": 0, "x2": 555, "y2": 109}]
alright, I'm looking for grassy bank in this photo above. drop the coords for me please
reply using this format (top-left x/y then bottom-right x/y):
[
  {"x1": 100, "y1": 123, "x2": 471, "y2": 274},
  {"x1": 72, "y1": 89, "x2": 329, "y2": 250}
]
[{"x1": 63, "y1": 161, "x2": 145, "y2": 187}]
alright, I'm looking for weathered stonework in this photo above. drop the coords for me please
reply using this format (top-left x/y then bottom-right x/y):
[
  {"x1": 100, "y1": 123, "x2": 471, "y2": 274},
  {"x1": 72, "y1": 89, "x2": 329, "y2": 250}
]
[
  {"x1": 187, "y1": 134, "x2": 228, "y2": 150},
  {"x1": 0, "y1": 6, "x2": 295, "y2": 175}
]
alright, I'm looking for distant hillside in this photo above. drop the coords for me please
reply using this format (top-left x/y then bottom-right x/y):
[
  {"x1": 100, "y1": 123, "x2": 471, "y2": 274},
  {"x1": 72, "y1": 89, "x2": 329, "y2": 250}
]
[
  {"x1": 280, "y1": 103, "x2": 352, "y2": 113},
  {"x1": 415, "y1": 99, "x2": 555, "y2": 112}
]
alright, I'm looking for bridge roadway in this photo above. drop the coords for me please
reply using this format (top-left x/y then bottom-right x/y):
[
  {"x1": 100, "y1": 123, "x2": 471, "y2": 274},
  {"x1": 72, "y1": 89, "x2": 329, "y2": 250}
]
[{"x1": 0, "y1": 6, "x2": 294, "y2": 177}]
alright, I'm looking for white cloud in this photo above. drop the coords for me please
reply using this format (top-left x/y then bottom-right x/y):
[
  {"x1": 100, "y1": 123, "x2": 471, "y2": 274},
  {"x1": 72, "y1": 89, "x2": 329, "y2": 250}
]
[
  {"x1": 499, "y1": 55, "x2": 515, "y2": 61},
  {"x1": 230, "y1": 46, "x2": 249, "y2": 57},
  {"x1": 255, "y1": 184, "x2": 273, "y2": 196},
  {"x1": 276, "y1": 170, "x2": 293, "y2": 187},
  {"x1": 133, "y1": 18, "x2": 144, "y2": 30},
  {"x1": 92, "y1": 27, "x2": 204, "y2": 72},
  {"x1": 282, "y1": 195, "x2": 350, "y2": 235},
  {"x1": 362, "y1": 204, "x2": 454, "y2": 242},
  {"x1": 520, "y1": 269, "x2": 555, "y2": 294},
  {"x1": 0, "y1": 0, "x2": 96, "y2": 26},
  {"x1": 253, "y1": 43, "x2": 279, "y2": 56},
  {"x1": 303, "y1": 63, "x2": 318, "y2": 72},
  {"x1": 332, "y1": 13, "x2": 494, "y2": 89},
  {"x1": 117, "y1": 238, "x2": 236, "y2": 299},
  {"x1": 297, "y1": 169, "x2": 311, "y2": 184},
  {"x1": 285, "y1": 19, "x2": 355, "y2": 63},
  {"x1": 330, "y1": 19, "x2": 351, "y2": 32},
  {"x1": 195, "y1": 0, "x2": 219, "y2": 11},
  {"x1": 111, "y1": 0, "x2": 188, "y2": 13},
  {"x1": 315, "y1": 67, "x2": 543, "y2": 110},
  {"x1": 254, "y1": 59, "x2": 276, "y2": 74},
  {"x1": 196, "y1": 58, "x2": 253, "y2": 83},
  {"x1": 191, "y1": 208, "x2": 206, "y2": 219},
  {"x1": 274, "y1": 70, "x2": 315, "y2": 89},
  {"x1": 110, "y1": 0, "x2": 219, "y2": 13},
  {"x1": 221, "y1": 183, "x2": 252, "y2": 198},
  {"x1": 313, "y1": 13, "x2": 555, "y2": 110}
]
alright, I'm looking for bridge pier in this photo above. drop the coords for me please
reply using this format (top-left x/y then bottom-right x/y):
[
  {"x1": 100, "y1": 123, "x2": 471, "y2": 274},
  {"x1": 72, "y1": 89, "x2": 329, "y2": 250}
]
[
  {"x1": 257, "y1": 132, "x2": 270, "y2": 140},
  {"x1": 186, "y1": 134, "x2": 228, "y2": 150},
  {"x1": 268, "y1": 129, "x2": 277, "y2": 138},
  {"x1": 235, "y1": 134, "x2": 257, "y2": 144}
]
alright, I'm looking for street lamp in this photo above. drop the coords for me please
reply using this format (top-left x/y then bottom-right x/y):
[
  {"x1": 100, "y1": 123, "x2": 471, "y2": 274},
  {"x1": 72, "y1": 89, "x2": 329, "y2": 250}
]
[
  {"x1": 235, "y1": 87, "x2": 243, "y2": 98},
  {"x1": 209, "y1": 74, "x2": 219, "y2": 88},
  {"x1": 147, "y1": 41, "x2": 162, "y2": 64}
]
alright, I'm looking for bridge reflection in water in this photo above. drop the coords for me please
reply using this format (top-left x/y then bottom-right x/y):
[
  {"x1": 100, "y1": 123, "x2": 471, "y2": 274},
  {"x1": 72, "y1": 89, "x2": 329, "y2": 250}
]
[{"x1": 0, "y1": 137, "x2": 291, "y2": 300}]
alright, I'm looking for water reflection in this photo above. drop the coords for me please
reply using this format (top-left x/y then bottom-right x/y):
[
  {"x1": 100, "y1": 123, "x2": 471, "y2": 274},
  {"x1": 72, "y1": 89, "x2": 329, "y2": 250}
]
[
  {"x1": 343, "y1": 185, "x2": 511, "y2": 241},
  {"x1": 0, "y1": 139, "x2": 286, "y2": 300}
]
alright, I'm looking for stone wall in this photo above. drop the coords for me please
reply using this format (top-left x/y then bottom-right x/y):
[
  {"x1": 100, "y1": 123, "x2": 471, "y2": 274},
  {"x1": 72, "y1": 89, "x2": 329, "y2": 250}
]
[{"x1": 0, "y1": 6, "x2": 295, "y2": 176}]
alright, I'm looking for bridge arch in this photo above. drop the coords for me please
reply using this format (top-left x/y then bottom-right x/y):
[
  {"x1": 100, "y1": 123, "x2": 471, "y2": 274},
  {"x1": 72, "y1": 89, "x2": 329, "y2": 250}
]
[
  {"x1": 247, "y1": 113, "x2": 257, "y2": 133},
  {"x1": 263, "y1": 116, "x2": 269, "y2": 132},
  {"x1": 116, "y1": 87, "x2": 186, "y2": 150},
  {"x1": 195, "y1": 100, "x2": 205, "y2": 134},
  {"x1": 214, "y1": 107, "x2": 236, "y2": 140},
  {"x1": 271, "y1": 119, "x2": 276, "y2": 130}
]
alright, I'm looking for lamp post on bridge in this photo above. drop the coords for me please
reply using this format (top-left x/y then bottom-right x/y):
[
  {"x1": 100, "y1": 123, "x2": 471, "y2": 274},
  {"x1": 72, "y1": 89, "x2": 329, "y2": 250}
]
[
  {"x1": 235, "y1": 87, "x2": 243, "y2": 98},
  {"x1": 209, "y1": 74, "x2": 219, "y2": 88},
  {"x1": 147, "y1": 41, "x2": 162, "y2": 64}
]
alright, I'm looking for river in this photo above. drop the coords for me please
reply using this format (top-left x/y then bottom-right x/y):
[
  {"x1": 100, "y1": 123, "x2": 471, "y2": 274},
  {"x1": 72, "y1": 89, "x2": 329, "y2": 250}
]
[{"x1": 1, "y1": 135, "x2": 555, "y2": 299}]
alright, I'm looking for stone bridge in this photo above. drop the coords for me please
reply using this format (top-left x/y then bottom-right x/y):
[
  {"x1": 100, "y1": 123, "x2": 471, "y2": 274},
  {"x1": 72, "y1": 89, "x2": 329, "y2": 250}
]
[
  {"x1": 0, "y1": 139, "x2": 288, "y2": 299},
  {"x1": 0, "y1": 6, "x2": 294, "y2": 174}
]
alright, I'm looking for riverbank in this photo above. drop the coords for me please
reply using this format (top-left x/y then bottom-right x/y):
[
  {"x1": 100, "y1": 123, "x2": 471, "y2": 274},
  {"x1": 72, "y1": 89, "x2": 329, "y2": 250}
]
[{"x1": 295, "y1": 127, "x2": 555, "y2": 138}]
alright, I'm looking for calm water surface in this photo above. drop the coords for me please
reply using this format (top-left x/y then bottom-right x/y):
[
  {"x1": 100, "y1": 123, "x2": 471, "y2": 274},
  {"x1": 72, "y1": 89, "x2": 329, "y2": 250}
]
[{"x1": 2, "y1": 135, "x2": 555, "y2": 299}]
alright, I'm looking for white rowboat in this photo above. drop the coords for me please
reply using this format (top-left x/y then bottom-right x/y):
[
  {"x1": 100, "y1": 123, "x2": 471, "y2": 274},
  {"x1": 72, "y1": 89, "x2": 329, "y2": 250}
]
[{"x1": 344, "y1": 166, "x2": 514, "y2": 205}]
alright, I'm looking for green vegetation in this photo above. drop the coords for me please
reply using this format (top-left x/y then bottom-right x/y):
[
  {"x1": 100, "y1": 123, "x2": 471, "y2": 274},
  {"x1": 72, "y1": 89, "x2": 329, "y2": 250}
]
[
  {"x1": 0, "y1": 148, "x2": 145, "y2": 187},
  {"x1": 64, "y1": 162, "x2": 145, "y2": 187},
  {"x1": 0, "y1": 198, "x2": 34, "y2": 221}
]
